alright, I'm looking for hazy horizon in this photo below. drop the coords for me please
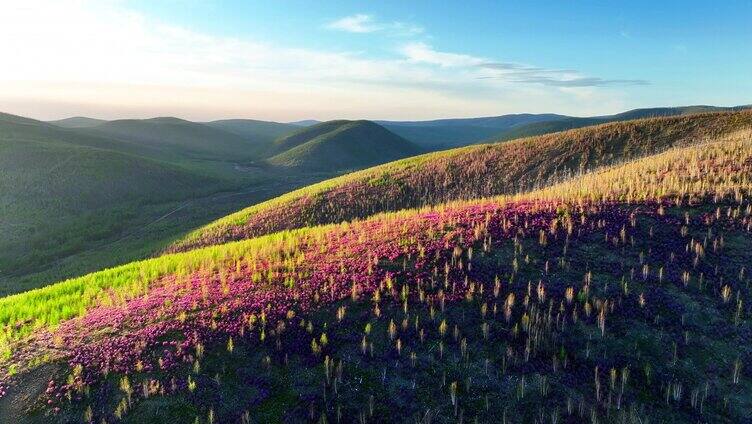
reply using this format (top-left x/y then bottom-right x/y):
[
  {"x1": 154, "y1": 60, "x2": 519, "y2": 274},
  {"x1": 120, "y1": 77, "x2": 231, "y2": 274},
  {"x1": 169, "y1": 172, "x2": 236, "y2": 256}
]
[
  {"x1": 3, "y1": 1, "x2": 751, "y2": 121},
  {"x1": 13, "y1": 103, "x2": 752, "y2": 125}
]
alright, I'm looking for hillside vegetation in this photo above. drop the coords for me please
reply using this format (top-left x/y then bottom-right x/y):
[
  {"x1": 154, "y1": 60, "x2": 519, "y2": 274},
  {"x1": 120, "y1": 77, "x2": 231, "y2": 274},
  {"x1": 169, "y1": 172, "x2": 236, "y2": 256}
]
[
  {"x1": 378, "y1": 105, "x2": 750, "y2": 150},
  {"x1": 0, "y1": 113, "x2": 320, "y2": 295},
  {"x1": 0, "y1": 114, "x2": 235, "y2": 291},
  {"x1": 267, "y1": 120, "x2": 422, "y2": 171},
  {"x1": 1, "y1": 125, "x2": 751, "y2": 422},
  {"x1": 2, "y1": 114, "x2": 430, "y2": 294},
  {"x1": 81, "y1": 117, "x2": 262, "y2": 162},
  {"x1": 493, "y1": 105, "x2": 751, "y2": 143},
  {"x1": 379, "y1": 113, "x2": 568, "y2": 150},
  {"x1": 172, "y1": 111, "x2": 752, "y2": 253},
  {"x1": 47, "y1": 117, "x2": 106, "y2": 128}
]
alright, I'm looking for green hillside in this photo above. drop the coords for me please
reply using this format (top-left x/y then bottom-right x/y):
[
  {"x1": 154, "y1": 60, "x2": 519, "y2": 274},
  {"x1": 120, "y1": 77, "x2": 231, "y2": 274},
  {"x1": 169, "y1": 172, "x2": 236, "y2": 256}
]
[
  {"x1": 47, "y1": 117, "x2": 106, "y2": 128},
  {"x1": 79, "y1": 117, "x2": 263, "y2": 163},
  {"x1": 494, "y1": 105, "x2": 752, "y2": 142},
  {"x1": 2, "y1": 125, "x2": 752, "y2": 422},
  {"x1": 268, "y1": 120, "x2": 356, "y2": 156},
  {"x1": 172, "y1": 110, "x2": 752, "y2": 252},
  {"x1": 267, "y1": 120, "x2": 423, "y2": 171},
  {"x1": 0, "y1": 113, "x2": 232, "y2": 293},
  {"x1": 0, "y1": 114, "x2": 427, "y2": 295}
]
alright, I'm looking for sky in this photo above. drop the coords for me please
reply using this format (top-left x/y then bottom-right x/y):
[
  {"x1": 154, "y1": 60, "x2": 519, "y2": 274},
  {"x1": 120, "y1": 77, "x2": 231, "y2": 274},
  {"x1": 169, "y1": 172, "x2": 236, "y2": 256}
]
[{"x1": 1, "y1": 0, "x2": 750, "y2": 121}]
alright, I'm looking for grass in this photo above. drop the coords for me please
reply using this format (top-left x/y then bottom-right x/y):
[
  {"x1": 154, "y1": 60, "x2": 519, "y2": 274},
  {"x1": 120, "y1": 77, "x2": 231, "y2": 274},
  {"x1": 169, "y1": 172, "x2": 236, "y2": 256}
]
[
  {"x1": 0, "y1": 112, "x2": 387, "y2": 295},
  {"x1": 2, "y1": 112, "x2": 752, "y2": 422},
  {"x1": 11, "y1": 194, "x2": 751, "y2": 421},
  {"x1": 0, "y1": 117, "x2": 231, "y2": 283},
  {"x1": 171, "y1": 110, "x2": 752, "y2": 253},
  {"x1": 2, "y1": 126, "x2": 750, "y2": 360}
]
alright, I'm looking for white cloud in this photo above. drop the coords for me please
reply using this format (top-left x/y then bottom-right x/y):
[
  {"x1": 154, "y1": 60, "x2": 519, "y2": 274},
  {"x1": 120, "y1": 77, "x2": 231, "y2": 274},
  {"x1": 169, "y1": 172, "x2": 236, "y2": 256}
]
[
  {"x1": 326, "y1": 14, "x2": 424, "y2": 36},
  {"x1": 325, "y1": 14, "x2": 379, "y2": 33},
  {"x1": 400, "y1": 42, "x2": 485, "y2": 67},
  {"x1": 0, "y1": 0, "x2": 637, "y2": 120}
]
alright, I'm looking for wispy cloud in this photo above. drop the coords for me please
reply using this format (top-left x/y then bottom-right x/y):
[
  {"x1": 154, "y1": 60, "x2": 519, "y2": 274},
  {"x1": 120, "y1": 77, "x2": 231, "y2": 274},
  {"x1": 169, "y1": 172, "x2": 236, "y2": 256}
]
[
  {"x1": 400, "y1": 42, "x2": 483, "y2": 67},
  {"x1": 399, "y1": 44, "x2": 649, "y2": 88},
  {"x1": 511, "y1": 76, "x2": 649, "y2": 87},
  {"x1": 326, "y1": 14, "x2": 379, "y2": 33},
  {"x1": 325, "y1": 14, "x2": 423, "y2": 36}
]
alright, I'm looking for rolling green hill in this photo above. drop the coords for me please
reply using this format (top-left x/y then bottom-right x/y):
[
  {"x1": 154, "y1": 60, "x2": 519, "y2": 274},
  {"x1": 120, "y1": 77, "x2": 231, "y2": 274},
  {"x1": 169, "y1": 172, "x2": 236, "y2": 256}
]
[
  {"x1": 267, "y1": 120, "x2": 423, "y2": 171},
  {"x1": 81, "y1": 117, "x2": 262, "y2": 162},
  {"x1": 47, "y1": 117, "x2": 106, "y2": 128},
  {"x1": 2, "y1": 122, "x2": 752, "y2": 422},
  {"x1": 268, "y1": 120, "x2": 357, "y2": 156},
  {"x1": 172, "y1": 110, "x2": 752, "y2": 252},
  {"x1": 0, "y1": 114, "x2": 425, "y2": 295},
  {"x1": 0, "y1": 113, "x2": 231, "y2": 292}
]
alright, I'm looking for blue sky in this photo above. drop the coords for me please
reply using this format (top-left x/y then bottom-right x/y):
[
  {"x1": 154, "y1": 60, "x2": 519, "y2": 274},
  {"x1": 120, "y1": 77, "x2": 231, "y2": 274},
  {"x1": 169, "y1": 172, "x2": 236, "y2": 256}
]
[{"x1": 1, "y1": 0, "x2": 750, "y2": 121}]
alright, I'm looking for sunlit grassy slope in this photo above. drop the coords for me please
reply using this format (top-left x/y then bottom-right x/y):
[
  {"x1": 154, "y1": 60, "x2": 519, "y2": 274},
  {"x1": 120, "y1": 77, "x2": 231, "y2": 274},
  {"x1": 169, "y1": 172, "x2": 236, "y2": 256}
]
[
  {"x1": 1, "y1": 124, "x2": 751, "y2": 423},
  {"x1": 491, "y1": 104, "x2": 752, "y2": 142},
  {"x1": 2, "y1": 125, "x2": 749, "y2": 352},
  {"x1": 171, "y1": 111, "x2": 752, "y2": 253}
]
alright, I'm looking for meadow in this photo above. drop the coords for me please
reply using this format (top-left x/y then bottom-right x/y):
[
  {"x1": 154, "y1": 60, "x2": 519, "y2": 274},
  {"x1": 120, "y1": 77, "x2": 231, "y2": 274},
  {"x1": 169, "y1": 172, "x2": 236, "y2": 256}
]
[
  {"x1": 171, "y1": 111, "x2": 752, "y2": 253},
  {"x1": 0, "y1": 120, "x2": 751, "y2": 422}
]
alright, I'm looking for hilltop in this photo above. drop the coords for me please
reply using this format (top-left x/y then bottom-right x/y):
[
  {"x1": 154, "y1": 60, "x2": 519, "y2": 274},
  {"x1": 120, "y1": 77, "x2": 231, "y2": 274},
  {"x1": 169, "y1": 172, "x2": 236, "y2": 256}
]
[
  {"x1": 378, "y1": 105, "x2": 751, "y2": 150},
  {"x1": 1, "y1": 122, "x2": 751, "y2": 422},
  {"x1": 494, "y1": 105, "x2": 752, "y2": 142},
  {"x1": 47, "y1": 117, "x2": 106, "y2": 128},
  {"x1": 378, "y1": 113, "x2": 568, "y2": 150},
  {"x1": 80, "y1": 117, "x2": 263, "y2": 162},
  {"x1": 172, "y1": 110, "x2": 752, "y2": 253},
  {"x1": 266, "y1": 120, "x2": 422, "y2": 172}
]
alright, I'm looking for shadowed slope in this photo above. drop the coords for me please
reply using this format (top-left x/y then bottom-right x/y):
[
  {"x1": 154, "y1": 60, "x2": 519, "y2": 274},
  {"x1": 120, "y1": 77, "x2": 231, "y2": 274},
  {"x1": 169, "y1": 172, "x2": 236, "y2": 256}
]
[
  {"x1": 204, "y1": 119, "x2": 297, "y2": 147},
  {"x1": 81, "y1": 117, "x2": 260, "y2": 161},
  {"x1": 0, "y1": 113, "x2": 224, "y2": 276},
  {"x1": 267, "y1": 120, "x2": 422, "y2": 171}
]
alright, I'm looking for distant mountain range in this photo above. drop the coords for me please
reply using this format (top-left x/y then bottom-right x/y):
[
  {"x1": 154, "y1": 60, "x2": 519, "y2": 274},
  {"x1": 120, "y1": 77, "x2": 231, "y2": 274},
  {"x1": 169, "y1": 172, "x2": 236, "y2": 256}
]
[
  {"x1": 377, "y1": 105, "x2": 752, "y2": 149},
  {"x1": 48, "y1": 105, "x2": 752, "y2": 153}
]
